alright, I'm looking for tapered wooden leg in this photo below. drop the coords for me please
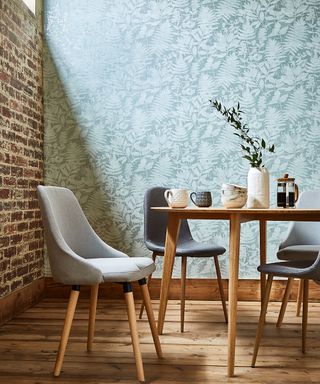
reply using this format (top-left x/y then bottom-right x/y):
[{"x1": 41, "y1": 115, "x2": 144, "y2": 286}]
[
  {"x1": 180, "y1": 256, "x2": 187, "y2": 332},
  {"x1": 213, "y1": 255, "x2": 228, "y2": 323},
  {"x1": 296, "y1": 279, "x2": 303, "y2": 317},
  {"x1": 158, "y1": 214, "x2": 181, "y2": 335},
  {"x1": 228, "y1": 214, "x2": 241, "y2": 377},
  {"x1": 276, "y1": 277, "x2": 294, "y2": 328},
  {"x1": 139, "y1": 253, "x2": 157, "y2": 319},
  {"x1": 302, "y1": 279, "x2": 309, "y2": 354},
  {"x1": 251, "y1": 275, "x2": 273, "y2": 368},
  {"x1": 123, "y1": 283, "x2": 145, "y2": 383},
  {"x1": 139, "y1": 279, "x2": 163, "y2": 358},
  {"x1": 259, "y1": 219, "x2": 267, "y2": 305},
  {"x1": 87, "y1": 283, "x2": 99, "y2": 351},
  {"x1": 54, "y1": 286, "x2": 80, "y2": 377}
]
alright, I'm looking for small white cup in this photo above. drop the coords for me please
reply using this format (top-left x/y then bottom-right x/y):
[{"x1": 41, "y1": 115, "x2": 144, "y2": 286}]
[{"x1": 164, "y1": 189, "x2": 188, "y2": 208}]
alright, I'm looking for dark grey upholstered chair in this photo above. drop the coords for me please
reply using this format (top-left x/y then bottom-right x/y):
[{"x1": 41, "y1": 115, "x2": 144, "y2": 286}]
[
  {"x1": 37, "y1": 186, "x2": 162, "y2": 383},
  {"x1": 252, "y1": 252, "x2": 320, "y2": 367},
  {"x1": 275, "y1": 191, "x2": 320, "y2": 324},
  {"x1": 139, "y1": 187, "x2": 228, "y2": 332}
]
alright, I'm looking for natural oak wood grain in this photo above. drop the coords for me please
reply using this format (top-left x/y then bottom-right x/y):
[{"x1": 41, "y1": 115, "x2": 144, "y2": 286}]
[
  {"x1": 227, "y1": 213, "x2": 241, "y2": 377},
  {"x1": 259, "y1": 219, "x2": 267, "y2": 303},
  {"x1": 124, "y1": 291, "x2": 145, "y2": 383},
  {"x1": 302, "y1": 279, "x2": 309, "y2": 354},
  {"x1": 297, "y1": 278, "x2": 304, "y2": 316},
  {"x1": 251, "y1": 274, "x2": 274, "y2": 367},
  {"x1": 139, "y1": 283, "x2": 162, "y2": 359},
  {"x1": 213, "y1": 255, "x2": 228, "y2": 323},
  {"x1": 54, "y1": 288, "x2": 79, "y2": 376},
  {"x1": 157, "y1": 215, "x2": 181, "y2": 335},
  {"x1": 87, "y1": 284, "x2": 99, "y2": 351},
  {"x1": 180, "y1": 256, "x2": 187, "y2": 333},
  {"x1": 0, "y1": 278, "x2": 45, "y2": 326},
  {"x1": 44, "y1": 277, "x2": 320, "y2": 301},
  {"x1": 1, "y1": 298, "x2": 320, "y2": 383},
  {"x1": 153, "y1": 206, "x2": 320, "y2": 377},
  {"x1": 139, "y1": 252, "x2": 157, "y2": 319},
  {"x1": 277, "y1": 277, "x2": 294, "y2": 327}
]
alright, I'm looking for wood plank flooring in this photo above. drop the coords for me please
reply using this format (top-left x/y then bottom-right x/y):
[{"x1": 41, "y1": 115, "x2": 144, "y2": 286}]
[{"x1": 0, "y1": 298, "x2": 319, "y2": 383}]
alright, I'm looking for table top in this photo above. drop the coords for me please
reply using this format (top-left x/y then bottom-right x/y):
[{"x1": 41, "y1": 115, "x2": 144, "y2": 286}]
[{"x1": 151, "y1": 206, "x2": 320, "y2": 221}]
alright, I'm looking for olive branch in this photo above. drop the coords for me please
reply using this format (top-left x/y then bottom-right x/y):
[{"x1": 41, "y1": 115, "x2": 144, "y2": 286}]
[{"x1": 209, "y1": 99, "x2": 275, "y2": 168}]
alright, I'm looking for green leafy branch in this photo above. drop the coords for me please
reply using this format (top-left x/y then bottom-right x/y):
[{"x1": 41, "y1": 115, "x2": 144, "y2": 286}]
[{"x1": 209, "y1": 99, "x2": 275, "y2": 168}]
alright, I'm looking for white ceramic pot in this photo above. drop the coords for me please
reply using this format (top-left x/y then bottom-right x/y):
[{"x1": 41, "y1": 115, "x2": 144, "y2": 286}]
[
  {"x1": 221, "y1": 189, "x2": 247, "y2": 208},
  {"x1": 247, "y1": 167, "x2": 269, "y2": 209}
]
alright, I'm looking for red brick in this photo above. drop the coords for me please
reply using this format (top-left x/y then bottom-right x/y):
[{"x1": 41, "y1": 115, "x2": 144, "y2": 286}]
[
  {"x1": 17, "y1": 265, "x2": 28, "y2": 277},
  {"x1": 0, "y1": 165, "x2": 11, "y2": 175},
  {"x1": 11, "y1": 280, "x2": 22, "y2": 291},
  {"x1": 0, "y1": 188, "x2": 10, "y2": 198},
  {"x1": 11, "y1": 211, "x2": 23, "y2": 221},
  {"x1": 0, "y1": 285, "x2": 10, "y2": 296},
  {"x1": 2, "y1": 106, "x2": 12, "y2": 118},
  {"x1": 0, "y1": 236, "x2": 10, "y2": 248},
  {"x1": 22, "y1": 274, "x2": 33, "y2": 285},
  {"x1": 4, "y1": 270, "x2": 17, "y2": 281},
  {"x1": 4, "y1": 247, "x2": 16, "y2": 259},
  {"x1": 17, "y1": 222, "x2": 28, "y2": 231},
  {"x1": 10, "y1": 233, "x2": 23, "y2": 244},
  {"x1": 0, "y1": 0, "x2": 44, "y2": 299}
]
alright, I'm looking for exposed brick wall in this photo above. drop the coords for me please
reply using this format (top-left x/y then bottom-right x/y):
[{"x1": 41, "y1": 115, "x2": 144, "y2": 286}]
[{"x1": 0, "y1": 0, "x2": 44, "y2": 298}]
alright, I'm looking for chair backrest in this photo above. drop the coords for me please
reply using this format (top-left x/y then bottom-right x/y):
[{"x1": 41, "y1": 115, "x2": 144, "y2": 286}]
[
  {"x1": 38, "y1": 186, "x2": 102, "y2": 257},
  {"x1": 37, "y1": 185, "x2": 126, "y2": 285},
  {"x1": 280, "y1": 190, "x2": 320, "y2": 248},
  {"x1": 144, "y1": 187, "x2": 192, "y2": 250}
]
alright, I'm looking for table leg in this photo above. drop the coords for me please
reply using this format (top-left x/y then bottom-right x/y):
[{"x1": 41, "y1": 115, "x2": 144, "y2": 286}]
[
  {"x1": 259, "y1": 219, "x2": 267, "y2": 303},
  {"x1": 228, "y1": 214, "x2": 240, "y2": 377},
  {"x1": 157, "y1": 214, "x2": 181, "y2": 335}
]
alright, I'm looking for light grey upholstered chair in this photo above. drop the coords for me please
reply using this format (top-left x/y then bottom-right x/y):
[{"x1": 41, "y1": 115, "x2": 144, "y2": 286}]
[
  {"x1": 139, "y1": 187, "x2": 228, "y2": 332},
  {"x1": 251, "y1": 252, "x2": 320, "y2": 367},
  {"x1": 275, "y1": 191, "x2": 320, "y2": 325},
  {"x1": 37, "y1": 186, "x2": 162, "y2": 383}
]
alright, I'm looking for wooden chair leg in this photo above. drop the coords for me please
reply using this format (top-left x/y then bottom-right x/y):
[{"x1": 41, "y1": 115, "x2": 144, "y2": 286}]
[
  {"x1": 276, "y1": 277, "x2": 294, "y2": 327},
  {"x1": 139, "y1": 279, "x2": 163, "y2": 358},
  {"x1": 87, "y1": 283, "x2": 99, "y2": 351},
  {"x1": 251, "y1": 275, "x2": 273, "y2": 367},
  {"x1": 139, "y1": 253, "x2": 157, "y2": 319},
  {"x1": 180, "y1": 256, "x2": 187, "y2": 332},
  {"x1": 296, "y1": 278, "x2": 304, "y2": 317},
  {"x1": 54, "y1": 285, "x2": 80, "y2": 377},
  {"x1": 123, "y1": 283, "x2": 145, "y2": 383},
  {"x1": 213, "y1": 255, "x2": 228, "y2": 323},
  {"x1": 302, "y1": 279, "x2": 309, "y2": 353}
]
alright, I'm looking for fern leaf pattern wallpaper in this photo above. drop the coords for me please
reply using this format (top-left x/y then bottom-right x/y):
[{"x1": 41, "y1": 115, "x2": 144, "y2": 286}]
[{"x1": 43, "y1": 0, "x2": 320, "y2": 278}]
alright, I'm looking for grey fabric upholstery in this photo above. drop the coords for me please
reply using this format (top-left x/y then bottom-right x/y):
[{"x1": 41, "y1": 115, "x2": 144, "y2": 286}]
[
  {"x1": 258, "y1": 252, "x2": 320, "y2": 282},
  {"x1": 277, "y1": 245, "x2": 320, "y2": 261},
  {"x1": 86, "y1": 257, "x2": 155, "y2": 282},
  {"x1": 144, "y1": 187, "x2": 226, "y2": 257},
  {"x1": 277, "y1": 191, "x2": 320, "y2": 261},
  {"x1": 37, "y1": 185, "x2": 155, "y2": 285}
]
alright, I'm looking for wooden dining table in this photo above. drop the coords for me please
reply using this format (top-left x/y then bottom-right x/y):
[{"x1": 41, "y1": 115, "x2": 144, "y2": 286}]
[{"x1": 152, "y1": 206, "x2": 320, "y2": 377}]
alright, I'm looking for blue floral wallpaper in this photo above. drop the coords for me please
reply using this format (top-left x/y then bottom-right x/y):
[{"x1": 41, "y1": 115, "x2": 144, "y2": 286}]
[{"x1": 43, "y1": 0, "x2": 320, "y2": 278}]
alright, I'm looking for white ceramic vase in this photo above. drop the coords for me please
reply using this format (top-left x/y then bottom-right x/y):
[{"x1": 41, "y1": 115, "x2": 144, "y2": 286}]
[{"x1": 247, "y1": 167, "x2": 269, "y2": 209}]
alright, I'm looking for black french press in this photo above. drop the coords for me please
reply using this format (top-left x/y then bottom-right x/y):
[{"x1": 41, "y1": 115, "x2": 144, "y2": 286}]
[{"x1": 277, "y1": 174, "x2": 299, "y2": 208}]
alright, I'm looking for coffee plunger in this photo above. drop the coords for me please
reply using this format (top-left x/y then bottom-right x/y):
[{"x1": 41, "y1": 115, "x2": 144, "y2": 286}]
[{"x1": 277, "y1": 174, "x2": 299, "y2": 208}]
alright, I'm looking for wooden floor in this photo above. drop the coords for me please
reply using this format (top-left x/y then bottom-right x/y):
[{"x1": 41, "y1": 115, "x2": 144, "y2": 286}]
[{"x1": 0, "y1": 298, "x2": 320, "y2": 383}]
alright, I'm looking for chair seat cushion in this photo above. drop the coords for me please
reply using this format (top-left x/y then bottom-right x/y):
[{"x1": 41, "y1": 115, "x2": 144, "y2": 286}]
[
  {"x1": 277, "y1": 245, "x2": 320, "y2": 261},
  {"x1": 86, "y1": 257, "x2": 155, "y2": 282},
  {"x1": 258, "y1": 259, "x2": 314, "y2": 278},
  {"x1": 145, "y1": 239, "x2": 226, "y2": 257}
]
